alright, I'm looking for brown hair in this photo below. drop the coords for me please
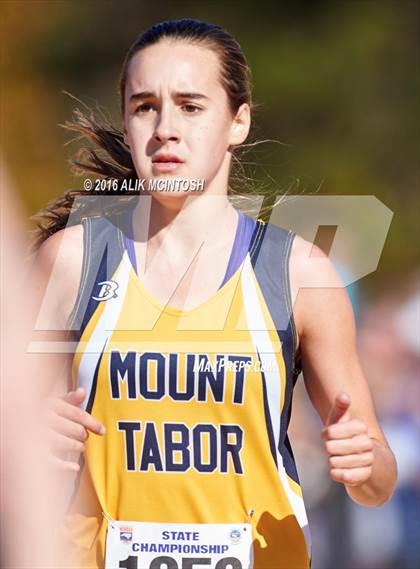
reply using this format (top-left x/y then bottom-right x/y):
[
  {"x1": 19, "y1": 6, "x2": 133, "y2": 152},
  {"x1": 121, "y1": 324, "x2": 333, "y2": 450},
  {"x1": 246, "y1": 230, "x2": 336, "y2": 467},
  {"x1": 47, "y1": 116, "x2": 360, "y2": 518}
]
[{"x1": 32, "y1": 18, "x2": 264, "y2": 248}]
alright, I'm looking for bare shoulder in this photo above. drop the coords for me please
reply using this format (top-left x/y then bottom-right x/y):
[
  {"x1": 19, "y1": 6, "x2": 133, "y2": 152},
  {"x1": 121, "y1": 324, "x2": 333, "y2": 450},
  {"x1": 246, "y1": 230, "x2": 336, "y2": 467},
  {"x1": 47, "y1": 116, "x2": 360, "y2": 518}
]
[
  {"x1": 37, "y1": 223, "x2": 83, "y2": 264},
  {"x1": 34, "y1": 224, "x2": 84, "y2": 328},
  {"x1": 289, "y1": 233, "x2": 354, "y2": 349}
]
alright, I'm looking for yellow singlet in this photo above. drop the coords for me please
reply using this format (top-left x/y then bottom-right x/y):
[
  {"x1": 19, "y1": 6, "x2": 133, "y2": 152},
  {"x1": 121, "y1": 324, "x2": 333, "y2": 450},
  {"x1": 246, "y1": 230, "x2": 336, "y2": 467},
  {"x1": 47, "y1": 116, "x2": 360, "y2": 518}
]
[{"x1": 64, "y1": 211, "x2": 312, "y2": 569}]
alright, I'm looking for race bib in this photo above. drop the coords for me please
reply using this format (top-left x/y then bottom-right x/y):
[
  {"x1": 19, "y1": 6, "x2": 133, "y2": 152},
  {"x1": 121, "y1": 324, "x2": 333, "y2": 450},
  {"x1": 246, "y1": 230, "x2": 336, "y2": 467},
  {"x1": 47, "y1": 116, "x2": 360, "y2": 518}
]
[{"x1": 105, "y1": 520, "x2": 253, "y2": 569}]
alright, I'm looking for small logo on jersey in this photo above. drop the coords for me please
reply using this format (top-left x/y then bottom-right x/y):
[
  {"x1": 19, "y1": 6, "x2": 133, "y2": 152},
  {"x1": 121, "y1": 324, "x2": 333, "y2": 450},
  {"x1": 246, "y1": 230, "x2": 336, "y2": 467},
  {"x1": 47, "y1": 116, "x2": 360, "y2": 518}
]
[
  {"x1": 120, "y1": 527, "x2": 133, "y2": 542},
  {"x1": 92, "y1": 280, "x2": 119, "y2": 301},
  {"x1": 229, "y1": 529, "x2": 242, "y2": 544}
]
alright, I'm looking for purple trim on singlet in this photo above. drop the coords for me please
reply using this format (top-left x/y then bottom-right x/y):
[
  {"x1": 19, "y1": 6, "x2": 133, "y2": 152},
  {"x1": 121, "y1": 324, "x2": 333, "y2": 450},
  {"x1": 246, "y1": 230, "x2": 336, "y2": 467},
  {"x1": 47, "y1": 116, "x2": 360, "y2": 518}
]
[
  {"x1": 123, "y1": 208, "x2": 257, "y2": 289},
  {"x1": 219, "y1": 209, "x2": 257, "y2": 288}
]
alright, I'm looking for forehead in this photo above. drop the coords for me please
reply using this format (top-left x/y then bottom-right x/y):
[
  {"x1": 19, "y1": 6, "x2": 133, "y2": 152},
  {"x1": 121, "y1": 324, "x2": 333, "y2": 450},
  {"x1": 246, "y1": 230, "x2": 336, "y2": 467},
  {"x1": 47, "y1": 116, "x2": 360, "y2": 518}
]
[{"x1": 125, "y1": 40, "x2": 224, "y2": 95}]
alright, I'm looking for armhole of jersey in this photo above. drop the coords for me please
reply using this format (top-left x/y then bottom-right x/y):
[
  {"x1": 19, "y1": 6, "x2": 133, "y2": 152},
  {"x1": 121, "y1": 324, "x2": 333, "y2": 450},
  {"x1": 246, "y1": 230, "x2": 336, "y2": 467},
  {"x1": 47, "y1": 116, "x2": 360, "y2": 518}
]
[
  {"x1": 283, "y1": 230, "x2": 301, "y2": 376},
  {"x1": 66, "y1": 217, "x2": 92, "y2": 331}
]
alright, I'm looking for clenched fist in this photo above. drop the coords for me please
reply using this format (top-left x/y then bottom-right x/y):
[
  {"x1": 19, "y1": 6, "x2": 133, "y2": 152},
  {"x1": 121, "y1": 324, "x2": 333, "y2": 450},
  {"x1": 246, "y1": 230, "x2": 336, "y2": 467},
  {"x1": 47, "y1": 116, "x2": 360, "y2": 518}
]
[
  {"x1": 46, "y1": 387, "x2": 105, "y2": 471},
  {"x1": 321, "y1": 392, "x2": 374, "y2": 487}
]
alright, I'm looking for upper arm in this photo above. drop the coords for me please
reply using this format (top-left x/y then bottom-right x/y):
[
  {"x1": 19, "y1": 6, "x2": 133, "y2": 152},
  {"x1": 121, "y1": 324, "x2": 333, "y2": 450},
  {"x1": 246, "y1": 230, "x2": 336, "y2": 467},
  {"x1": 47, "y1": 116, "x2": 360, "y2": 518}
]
[
  {"x1": 29, "y1": 224, "x2": 84, "y2": 395},
  {"x1": 33, "y1": 224, "x2": 84, "y2": 331},
  {"x1": 289, "y1": 235, "x2": 388, "y2": 445}
]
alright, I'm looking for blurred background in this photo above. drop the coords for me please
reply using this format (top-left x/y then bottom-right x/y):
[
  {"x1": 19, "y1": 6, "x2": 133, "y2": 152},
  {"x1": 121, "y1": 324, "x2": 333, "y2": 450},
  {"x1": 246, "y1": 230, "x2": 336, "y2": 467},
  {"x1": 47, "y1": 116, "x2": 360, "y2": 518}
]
[{"x1": 1, "y1": 1, "x2": 419, "y2": 567}]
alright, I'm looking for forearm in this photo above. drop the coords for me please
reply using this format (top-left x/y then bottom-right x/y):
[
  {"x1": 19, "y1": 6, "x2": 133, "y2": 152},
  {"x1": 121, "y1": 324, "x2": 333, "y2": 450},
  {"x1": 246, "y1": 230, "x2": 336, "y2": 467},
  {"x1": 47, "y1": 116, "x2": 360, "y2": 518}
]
[{"x1": 345, "y1": 438, "x2": 398, "y2": 507}]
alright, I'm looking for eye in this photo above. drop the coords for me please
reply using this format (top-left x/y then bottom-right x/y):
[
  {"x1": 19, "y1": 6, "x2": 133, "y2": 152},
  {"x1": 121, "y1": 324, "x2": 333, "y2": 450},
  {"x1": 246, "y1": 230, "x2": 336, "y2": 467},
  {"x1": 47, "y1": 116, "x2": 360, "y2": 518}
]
[
  {"x1": 135, "y1": 103, "x2": 155, "y2": 113},
  {"x1": 181, "y1": 104, "x2": 201, "y2": 113}
]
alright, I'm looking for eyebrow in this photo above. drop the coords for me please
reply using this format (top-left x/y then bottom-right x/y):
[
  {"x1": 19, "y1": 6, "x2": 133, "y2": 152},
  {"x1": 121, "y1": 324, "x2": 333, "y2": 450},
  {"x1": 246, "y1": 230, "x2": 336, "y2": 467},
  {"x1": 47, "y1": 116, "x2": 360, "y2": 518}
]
[{"x1": 128, "y1": 91, "x2": 209, "y2": 104}]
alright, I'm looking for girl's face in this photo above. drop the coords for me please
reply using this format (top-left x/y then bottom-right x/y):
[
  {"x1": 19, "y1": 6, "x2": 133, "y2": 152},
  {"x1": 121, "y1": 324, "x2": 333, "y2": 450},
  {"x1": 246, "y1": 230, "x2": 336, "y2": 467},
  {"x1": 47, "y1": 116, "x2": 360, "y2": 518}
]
[{"x1": 123, "y1": 40, "x2": 250, "y2": 196}]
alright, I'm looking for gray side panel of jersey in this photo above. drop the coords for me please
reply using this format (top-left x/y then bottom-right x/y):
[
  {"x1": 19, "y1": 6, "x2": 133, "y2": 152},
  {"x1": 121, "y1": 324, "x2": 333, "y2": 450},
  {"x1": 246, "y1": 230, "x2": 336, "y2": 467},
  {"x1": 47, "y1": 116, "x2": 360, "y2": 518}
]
[
  {"x1": 251, "y1": 222, "x2": 302, "y2": 484},
  {"x1": 66, "y1": 214, "x2": 126, "y2": 338}
]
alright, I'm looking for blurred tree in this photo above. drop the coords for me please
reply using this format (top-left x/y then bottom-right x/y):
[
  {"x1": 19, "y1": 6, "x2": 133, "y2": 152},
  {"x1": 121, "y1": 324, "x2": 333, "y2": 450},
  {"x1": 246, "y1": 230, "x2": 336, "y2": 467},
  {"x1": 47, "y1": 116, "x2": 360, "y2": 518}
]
[{"x1": 1, "y1": 0, "x2": 418, "y2": 290}]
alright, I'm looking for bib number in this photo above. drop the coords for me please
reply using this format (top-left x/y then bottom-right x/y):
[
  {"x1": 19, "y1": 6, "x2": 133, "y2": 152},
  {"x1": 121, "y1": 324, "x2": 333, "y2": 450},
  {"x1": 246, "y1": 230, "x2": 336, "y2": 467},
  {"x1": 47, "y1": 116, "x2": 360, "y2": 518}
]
[{"x1": 105, "y1": 521, "x2": 253, "y2": 569}]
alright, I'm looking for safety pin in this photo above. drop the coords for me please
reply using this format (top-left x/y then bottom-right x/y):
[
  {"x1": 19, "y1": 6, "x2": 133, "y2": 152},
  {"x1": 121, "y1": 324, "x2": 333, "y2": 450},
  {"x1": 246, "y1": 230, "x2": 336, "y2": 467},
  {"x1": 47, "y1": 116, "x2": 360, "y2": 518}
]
[
  {"x1": 102, "y1": 510, "x2": 118, "y2": 529},
  {"x1": 245, "y1": 508, "x2": 254, "y2": 524}
]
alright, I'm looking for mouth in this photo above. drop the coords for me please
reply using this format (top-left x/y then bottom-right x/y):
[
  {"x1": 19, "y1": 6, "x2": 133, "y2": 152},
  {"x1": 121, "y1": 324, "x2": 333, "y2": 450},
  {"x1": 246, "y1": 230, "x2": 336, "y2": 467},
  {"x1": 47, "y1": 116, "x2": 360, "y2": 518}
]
[{"x1": 152, "y1": 154, "x2": 184, "y2": 173}]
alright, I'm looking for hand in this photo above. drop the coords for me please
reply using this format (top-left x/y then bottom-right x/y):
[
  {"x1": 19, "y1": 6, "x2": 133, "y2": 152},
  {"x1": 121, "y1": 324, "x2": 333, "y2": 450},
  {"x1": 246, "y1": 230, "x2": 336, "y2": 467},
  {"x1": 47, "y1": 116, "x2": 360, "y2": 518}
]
[
  {"x1": 46, "y1": 387, "x2": 105, "y2": 472},
  {"x1": 321, "y1": 392, "x2": 374, "y2": 487}
]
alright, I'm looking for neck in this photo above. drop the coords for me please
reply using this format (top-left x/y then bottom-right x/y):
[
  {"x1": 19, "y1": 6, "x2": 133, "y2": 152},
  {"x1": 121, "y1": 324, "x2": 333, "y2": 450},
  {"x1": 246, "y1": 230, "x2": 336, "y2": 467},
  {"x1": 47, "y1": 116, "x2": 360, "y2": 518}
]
[
  {"x1": 131, "y1": 191, "x2": 237, "y2": 246},
  {"x1": 132, "y1": 153, "x2": 236, "y2": 242}
]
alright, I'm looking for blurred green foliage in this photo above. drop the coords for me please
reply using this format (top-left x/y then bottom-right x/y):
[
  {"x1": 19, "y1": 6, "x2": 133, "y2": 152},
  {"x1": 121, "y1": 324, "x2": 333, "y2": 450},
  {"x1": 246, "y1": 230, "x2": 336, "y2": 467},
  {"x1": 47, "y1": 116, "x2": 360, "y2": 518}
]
[{"x1": 1, "y1": 0, "x2": 418, "y2": 292}]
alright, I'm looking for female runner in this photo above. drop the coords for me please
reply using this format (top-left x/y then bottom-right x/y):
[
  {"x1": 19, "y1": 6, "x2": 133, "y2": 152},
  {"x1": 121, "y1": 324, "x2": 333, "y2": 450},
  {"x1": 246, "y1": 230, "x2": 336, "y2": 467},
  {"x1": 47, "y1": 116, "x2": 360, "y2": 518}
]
[{"x1": 34, "y1": 18, "x2": 397, "y2": 569}]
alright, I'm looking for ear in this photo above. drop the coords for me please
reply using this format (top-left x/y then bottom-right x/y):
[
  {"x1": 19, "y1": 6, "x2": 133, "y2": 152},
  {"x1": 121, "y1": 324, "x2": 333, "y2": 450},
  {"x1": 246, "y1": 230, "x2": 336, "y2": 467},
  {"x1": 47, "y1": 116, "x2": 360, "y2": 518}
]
[
  {"x1": 228, "y1": 103, "x2": 251, "y2": 148},
  {"x1": 123, "y1": 128, "x2": 130, "y2": 147}
]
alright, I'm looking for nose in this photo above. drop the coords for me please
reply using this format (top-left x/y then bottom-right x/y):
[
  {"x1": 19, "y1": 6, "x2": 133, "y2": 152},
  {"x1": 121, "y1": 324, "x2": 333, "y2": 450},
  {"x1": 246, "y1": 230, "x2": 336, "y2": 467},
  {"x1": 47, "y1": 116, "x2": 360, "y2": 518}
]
[{"x1": 153, "y1": 105, "x2": 180, "y2": 144}]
